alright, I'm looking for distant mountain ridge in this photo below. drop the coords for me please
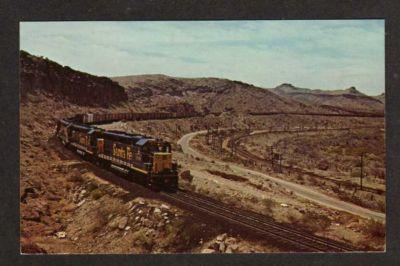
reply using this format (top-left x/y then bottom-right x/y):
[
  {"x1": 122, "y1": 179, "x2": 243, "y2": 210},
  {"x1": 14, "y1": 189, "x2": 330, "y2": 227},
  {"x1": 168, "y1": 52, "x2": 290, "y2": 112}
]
[
  {"x1": 19, "y1": 51, "x2": 383, "y2": 115},
  {"x1": 269, "y1": 83, "x2": 384, "y2": 113}
]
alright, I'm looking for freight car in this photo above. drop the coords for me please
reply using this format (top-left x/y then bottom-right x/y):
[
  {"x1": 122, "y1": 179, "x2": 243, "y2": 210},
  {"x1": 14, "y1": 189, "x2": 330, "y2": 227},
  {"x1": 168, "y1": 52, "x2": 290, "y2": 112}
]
[
  {"x1": 56, "y1": 118, "x2": 178, "y2": 190},
  {"x1": 79, "y1": 111, "x2": 201, "y2": 125}
]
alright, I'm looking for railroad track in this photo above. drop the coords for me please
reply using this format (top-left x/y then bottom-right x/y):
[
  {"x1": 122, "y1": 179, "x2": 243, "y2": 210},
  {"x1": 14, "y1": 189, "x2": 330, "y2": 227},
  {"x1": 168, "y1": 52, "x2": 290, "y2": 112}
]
[
  {"x1": 229, "y1": 127, "x2": 385, "y2": 195},
  {"x1": 162, "y1": 190, "x2": 355, "y2": 252},
  {"x1": 78, "y1": 154, "x2": 356, "y2": 252}
]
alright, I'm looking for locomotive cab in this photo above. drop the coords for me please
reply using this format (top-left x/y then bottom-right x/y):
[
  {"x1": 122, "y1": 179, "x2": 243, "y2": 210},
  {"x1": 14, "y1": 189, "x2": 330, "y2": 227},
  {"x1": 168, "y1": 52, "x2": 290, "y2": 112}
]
[{"x1": 148, "y1": 141, "x2": 178, "y2": 189}]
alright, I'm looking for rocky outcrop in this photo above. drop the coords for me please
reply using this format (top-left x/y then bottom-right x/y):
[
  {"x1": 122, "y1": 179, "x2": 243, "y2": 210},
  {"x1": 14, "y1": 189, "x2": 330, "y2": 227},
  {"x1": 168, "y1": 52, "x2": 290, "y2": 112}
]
[
  {"x1": 270, "y1": 83, "x2": 384, "y2": 114},
  {"x1": 20, "y1": 50, "x2": 128, "y2": 107},
  {"x1": 200, "y1": 233, "x2": 257, "y2": 253}
]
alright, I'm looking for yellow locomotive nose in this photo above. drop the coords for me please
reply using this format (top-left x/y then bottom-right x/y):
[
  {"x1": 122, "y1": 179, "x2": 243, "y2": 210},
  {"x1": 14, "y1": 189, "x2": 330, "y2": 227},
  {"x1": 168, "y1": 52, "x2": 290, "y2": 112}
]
[{"x1": 152, "y1": 152, "x2": 172, "y2": 173}]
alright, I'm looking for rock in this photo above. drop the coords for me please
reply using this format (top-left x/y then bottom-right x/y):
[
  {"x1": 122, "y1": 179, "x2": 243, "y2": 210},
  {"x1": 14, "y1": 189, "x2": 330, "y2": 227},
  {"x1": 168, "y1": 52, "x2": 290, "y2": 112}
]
[
  {"x1": 77, "y1": 199, "x2": 86, "y2": 207},
  {"x1": 142, "y1": 218, "x2": 152, "y2": 227},
  {"x1": 219, "y1": 242, "x2": 226, "y2": 253},
  {"x1": 154, "y1": 208, "x2": 161, "y2": 214},
  {"x1": 225, "y1": 247, "x2": 233, "y2": 253},
  {"x1": 80, "y1": 189, "x2": 87, "y2": 197},
  {"x1": 160, "y1": 204, "x2": 170, "y2": 210},
  {"x1": 108, "y1": 218, "x2": 119, "y2": 229},
  {"x1": 118, "y1": 217, "x2": 129, "y2": 229},
  {"x1": 23, "y1": 210, "x2": 41, "y2": 222},
  {"x1": 230, "y1": 244, "x2": 239, "y2": 252},
  {"x1": 346, "y1": 222, "x2": 359, "y2": 229},
  {"x1": 280, "y1": 203, "x2": 288, "y2": 207},
  {"x1": 56, "y1": 231, "x2": 66, "y2": 239},
  {"x1": 125, "y1": 226, "x2": 131, "y2": 231},
  {"x1": 201, "y1": 248, "x2": 216, "y2": 254},
  {"x1": 216, "y1": 233, "x2": 227, "y2": 242},
  {"x1": 225, "y1": 237, "x2": 236, "y2": 245},
  {"x1": 210, "y1": 241, "x2": 220, "y2": 250},
  {"x1": 157, "y1": 222, "x2": 164, "y2": 228}
]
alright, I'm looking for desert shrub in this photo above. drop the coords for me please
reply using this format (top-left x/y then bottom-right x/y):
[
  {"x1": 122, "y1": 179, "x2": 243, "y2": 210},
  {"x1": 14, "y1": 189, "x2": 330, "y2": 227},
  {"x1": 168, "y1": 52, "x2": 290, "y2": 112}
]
[
  {"x1": 91, "y1": 188, "x2": 105, "y2": 200},
  {"x1": 83, "y1": 210, "x2": 107, "y2": 233},
  {"x1": 317, "y1": 160, "x2": 329, "y2": 171},
  {"x1": 133, "y1": 228, "x2": 154, "y2": 249},
  {"x1": 86, "y1": 182, "x2": 98, "y2": 192},
  {"x1": 365, "y1": 220, "x2": 385, "y2": 238},
  {"x1": 301, "y1": 212, "x2": 331, "y2": 232},
  {"x1": 351, "y1": 170, "x2": 361, "y2": 178},
  {"x1": 262, "y1": 198, "x2": 276, "y2": 213},
  {"x1": 377, "y1": 200, "x2": 386, "y2": 213},
  {"x1": 297, "y1": 173, "x2": 305, "y2": 182},
  {"x1": 98, "y1": 197, "x2": 127, "y2": 219},
  {"x1": 67, "y1": 174, "x2": 83, "y2": 183}
]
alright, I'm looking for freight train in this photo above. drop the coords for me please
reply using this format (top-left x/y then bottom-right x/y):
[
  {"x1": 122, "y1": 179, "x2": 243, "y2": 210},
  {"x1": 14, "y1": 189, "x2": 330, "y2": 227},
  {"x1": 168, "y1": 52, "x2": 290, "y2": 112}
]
[{"x1": 56, "y1": 112, "x2": 180, "y2": 190}]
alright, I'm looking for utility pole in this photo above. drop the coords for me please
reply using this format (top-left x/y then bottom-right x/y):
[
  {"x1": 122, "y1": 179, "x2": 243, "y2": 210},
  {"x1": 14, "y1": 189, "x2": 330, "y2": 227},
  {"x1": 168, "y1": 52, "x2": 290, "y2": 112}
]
[
  {"x1": 360, "y1": 153, "x2": 364, "y2": 190},
  {"x1": 270, "y1": 145, "x2": 274, "y2": 168},
  {"x1": 278, "y1": 154, "x2": 282, "y2": 173},
  {"x1": 219, "y1": 135, "x2": 223, "y2": 157}
]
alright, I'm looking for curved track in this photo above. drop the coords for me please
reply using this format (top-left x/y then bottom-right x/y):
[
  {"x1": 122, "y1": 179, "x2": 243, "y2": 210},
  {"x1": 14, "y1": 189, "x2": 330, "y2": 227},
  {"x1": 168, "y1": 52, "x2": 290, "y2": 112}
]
[
  {"x1": 178, "y1": 129, "x2": 386, "y2": 221},
  {"x1": 231, "y1": 127, "x2": 386, "y2": 195}
]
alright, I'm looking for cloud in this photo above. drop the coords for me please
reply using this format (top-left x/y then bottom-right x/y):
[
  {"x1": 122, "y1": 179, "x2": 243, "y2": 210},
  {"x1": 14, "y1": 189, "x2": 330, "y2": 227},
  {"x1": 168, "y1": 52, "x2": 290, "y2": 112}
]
[{"x1": 20, "y1": 20, "x2": 384, "y2": 95}]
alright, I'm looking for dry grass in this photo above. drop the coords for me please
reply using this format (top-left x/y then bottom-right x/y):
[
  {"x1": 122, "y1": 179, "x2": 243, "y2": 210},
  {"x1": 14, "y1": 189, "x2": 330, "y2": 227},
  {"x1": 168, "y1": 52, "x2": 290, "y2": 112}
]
[
  {"x1": 364, "y1": 220, "x2": 385, "y2": 238},
  {"x1": 300, "y1": 212, "x2": 331, "y2": 232}
]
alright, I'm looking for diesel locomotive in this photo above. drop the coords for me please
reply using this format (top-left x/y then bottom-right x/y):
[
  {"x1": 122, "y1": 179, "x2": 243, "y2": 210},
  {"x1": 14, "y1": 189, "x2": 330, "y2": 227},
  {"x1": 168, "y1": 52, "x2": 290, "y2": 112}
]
[{"x1": 56, "y1": 115, "x2": 178, "y2": 189}]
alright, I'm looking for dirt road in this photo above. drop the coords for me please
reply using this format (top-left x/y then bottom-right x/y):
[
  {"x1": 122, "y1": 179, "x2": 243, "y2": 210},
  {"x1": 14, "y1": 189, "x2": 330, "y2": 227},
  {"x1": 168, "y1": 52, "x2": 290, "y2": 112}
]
[{"x1": 177, "y1": 130, "x2": 385, "y2": 222}]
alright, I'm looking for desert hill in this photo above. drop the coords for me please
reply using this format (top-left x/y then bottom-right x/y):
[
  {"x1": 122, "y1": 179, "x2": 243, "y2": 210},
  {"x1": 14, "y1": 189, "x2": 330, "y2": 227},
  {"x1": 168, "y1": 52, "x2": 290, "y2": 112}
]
[
  {"x1": 20, "y1": 50, "x2": 128, "y2": 107},
  {"x1": 270, "y1": 83, "x2": 384, "y2": 114},
  {"x1": 20, "y1": 51, "x2": 384, "y2": 116},
  {"x1": 373, "y1": 93, "x2": 385, "y2": 104},
  {"x1": 112, "y1": 75, "x2": 326, "y2": 114}
]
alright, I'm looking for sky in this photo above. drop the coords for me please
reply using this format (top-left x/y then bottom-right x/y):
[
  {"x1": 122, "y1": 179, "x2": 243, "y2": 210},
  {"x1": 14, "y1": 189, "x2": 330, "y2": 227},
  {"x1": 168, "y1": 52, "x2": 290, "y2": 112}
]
[{"x1": 20, "y1": 20, "x2": 384, "y2": 95}]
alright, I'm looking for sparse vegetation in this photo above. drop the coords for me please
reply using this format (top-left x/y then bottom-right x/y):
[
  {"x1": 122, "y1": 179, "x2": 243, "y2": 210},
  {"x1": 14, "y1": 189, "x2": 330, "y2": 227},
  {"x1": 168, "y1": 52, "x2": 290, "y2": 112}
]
[
  {"x1": 91, "y1": 188, "x2": 105, "y2": 200},
  {"x1": 262, "y1": 198, "x2": 276, "y2": 213},
  {"x1": 300, "y1": 212, "x2": 331, "y2": 232},
  {"x1": 365, "y1": 220, "x2": 385, "y2": 238}
]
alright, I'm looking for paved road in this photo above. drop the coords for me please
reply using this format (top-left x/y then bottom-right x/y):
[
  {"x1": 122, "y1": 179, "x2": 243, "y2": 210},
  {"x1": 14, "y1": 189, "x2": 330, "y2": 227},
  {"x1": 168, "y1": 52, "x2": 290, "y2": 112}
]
[{"x1": 177, "y1": 130, "x2": 386, "y2": 222}]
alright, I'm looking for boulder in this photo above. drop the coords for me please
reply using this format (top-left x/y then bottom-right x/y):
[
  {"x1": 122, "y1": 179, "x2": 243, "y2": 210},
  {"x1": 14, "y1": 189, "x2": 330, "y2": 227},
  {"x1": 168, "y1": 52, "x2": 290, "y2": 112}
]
[
  {"x1": 216, "y1": 233, "x2": 227, "y2": 242},
  {"x1": 230, "y1": 244, "x2": 239, "y2": 252},
  {"x1": 219, "y1": 242, "x2": 226, "y2": 253},
  {"x1": 55, "y1": 231, "x2": 66, "y2": 239},
  {"x1": 118, "y1": 217, "x2": 129, "y2": 229},
  {"x1": 201, "y1": 248, "x2": 216, "y2": 254},
  {"x1": 225, "y1": 237, "x2": 237, "y2": 245},
  {"x1": 161, "y1": 204, "x2": 170, "y2": 210}
]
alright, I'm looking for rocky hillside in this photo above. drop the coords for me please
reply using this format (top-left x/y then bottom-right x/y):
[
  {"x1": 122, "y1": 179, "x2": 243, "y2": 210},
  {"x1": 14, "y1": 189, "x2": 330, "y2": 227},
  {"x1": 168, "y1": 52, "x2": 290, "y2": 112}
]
[
  {"x1": 112, "y1": 74, "x2": 325, "y2": 114},
  {"x1": 270, "y1": 83, "x2": 384, "y2": 114},
  {"x1": 374, "y1": 93, "x2": 385, "y2": 104},
  {"x1": 20, "y1": 51, "x2": 128, "y2": 107}
]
